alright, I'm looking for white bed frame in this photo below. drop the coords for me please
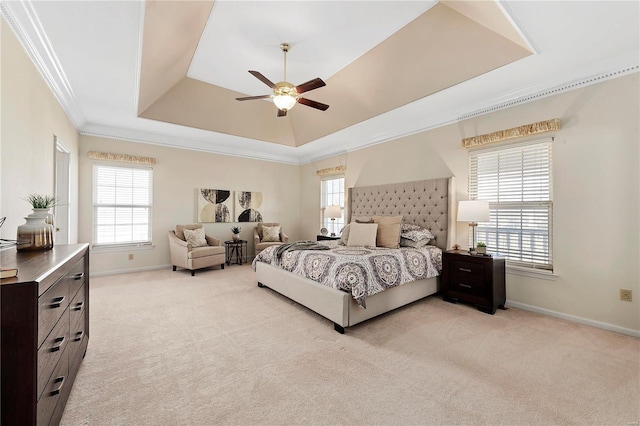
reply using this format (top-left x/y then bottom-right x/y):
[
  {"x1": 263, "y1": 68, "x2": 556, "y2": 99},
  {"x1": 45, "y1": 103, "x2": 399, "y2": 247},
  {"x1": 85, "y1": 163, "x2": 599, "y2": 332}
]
[{"x1": 256, "y1": 177, "x2": 455, "y2": 333}]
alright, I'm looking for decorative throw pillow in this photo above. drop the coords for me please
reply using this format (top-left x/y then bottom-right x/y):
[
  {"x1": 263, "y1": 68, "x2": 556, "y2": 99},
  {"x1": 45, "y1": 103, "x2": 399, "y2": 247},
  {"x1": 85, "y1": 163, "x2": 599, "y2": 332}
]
[
  {"x1": 351, "y1": 216, "x2": 372, "y2": 223},
  {"x1": 372, "y1": 215, "x2": 403, "y2": 249},
  {"x1": 400, "y1": 237, "x2": 431, "y2": 249},
  {"x1": 347, "y1": 223, "x2": 378, "y2": 247},
  {"x1": 183, "y1": 227, "x2": 208, "y2": 247},
  {"x1": 339, "y1": 224, "x2": 351, "y2": 245},
  {"x1": 401, "y1": 227, "x2": 435, "y2": 243},
  {"x1": 401, "y1": 223, "x2": 422, "y2": 232},
  {"x1": 175, "y1": 224, "x2": 201, "y2": 241},
  {"x1": 262, "y1": 225, "x2": 281, "y2": 242}
]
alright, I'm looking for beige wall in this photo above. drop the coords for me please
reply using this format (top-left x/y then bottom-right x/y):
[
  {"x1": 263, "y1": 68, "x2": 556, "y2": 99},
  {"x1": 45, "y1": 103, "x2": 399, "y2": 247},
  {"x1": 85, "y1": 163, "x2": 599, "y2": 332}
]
[
  {"x1": 78, "y1": 136, "x2": 301, "y2": 274},
  {"x1": 301, "y1": 74, "x2": 640, "y2": 333},
  {"x1": 1, "y1": 18, "x2": 80, "y2": 242}
]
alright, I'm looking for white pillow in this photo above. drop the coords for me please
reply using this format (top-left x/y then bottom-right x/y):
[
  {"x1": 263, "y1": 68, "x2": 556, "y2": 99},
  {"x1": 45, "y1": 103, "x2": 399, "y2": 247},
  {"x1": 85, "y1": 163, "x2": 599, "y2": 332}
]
[
  {"x1": 262, "y1": 225, "x2": 281, "y2": 242},
  {"x1": 183, "y1": 227, "x2": 208, "y2": 247},
  {"x1": 339, "y1": 224, "x2": 351, "y2": 245},
  {"x1": 347, "y1": 223, "x2": 378, "y2": 247}
]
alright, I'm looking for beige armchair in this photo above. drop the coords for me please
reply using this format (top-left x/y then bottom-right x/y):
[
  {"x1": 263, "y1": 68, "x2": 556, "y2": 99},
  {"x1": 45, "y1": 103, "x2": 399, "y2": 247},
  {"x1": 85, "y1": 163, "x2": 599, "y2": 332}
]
[
  {"x1": 253, "y1": 222, "x2": 289, "y2": 257},
  {"x1": 168, "y1": 224, "x2": 225, "y2": 276}
]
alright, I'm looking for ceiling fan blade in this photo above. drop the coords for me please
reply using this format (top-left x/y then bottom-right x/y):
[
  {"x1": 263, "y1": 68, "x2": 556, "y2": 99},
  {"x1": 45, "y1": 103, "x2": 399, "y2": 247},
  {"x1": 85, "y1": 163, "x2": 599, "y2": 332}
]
[
  {"x1": 235, "y1": 95, "x2": 271, "y2": 101},
  {"x1": 249, "y1": 70, "x2": 277, "y2": 89},
  {"x1": 277, "y1": 109, "x2": 287, "y2": 118},
  {"x1": 298, "y1": 97, "x2": 329, "y2": 111},
  {"x1": 295, "y1": 78, "x2": 326, "y2": 94}
]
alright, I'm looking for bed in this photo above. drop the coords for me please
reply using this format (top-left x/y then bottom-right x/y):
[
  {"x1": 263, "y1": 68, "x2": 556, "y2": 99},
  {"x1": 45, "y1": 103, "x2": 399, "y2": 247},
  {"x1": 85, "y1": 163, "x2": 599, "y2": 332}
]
[{"x1": 253, "y1": 177, "x2": 455, "y2": 333}]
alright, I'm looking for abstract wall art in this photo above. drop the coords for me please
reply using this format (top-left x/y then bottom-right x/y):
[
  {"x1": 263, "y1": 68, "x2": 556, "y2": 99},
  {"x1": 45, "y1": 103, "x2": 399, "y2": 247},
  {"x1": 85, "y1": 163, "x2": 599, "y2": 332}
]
[
  {"x1": 197, "y1": 189, "x2": 233, "y2": 223},
  {"x1": 236, "y1": 191, "x2": 263, "y2": 222}
]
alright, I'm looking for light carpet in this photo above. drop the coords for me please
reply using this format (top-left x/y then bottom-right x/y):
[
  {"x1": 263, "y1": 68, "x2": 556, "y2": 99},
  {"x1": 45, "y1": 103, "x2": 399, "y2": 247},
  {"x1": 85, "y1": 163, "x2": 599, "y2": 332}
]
[{"x1": 61, "y1": 264, "x2": 639, "y2": 425}]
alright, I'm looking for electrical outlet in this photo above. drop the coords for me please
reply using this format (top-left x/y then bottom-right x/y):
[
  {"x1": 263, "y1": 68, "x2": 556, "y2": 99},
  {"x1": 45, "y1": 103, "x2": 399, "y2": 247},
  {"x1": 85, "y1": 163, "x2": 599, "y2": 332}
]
[
  {"x1": 128, "y1": 253, "x2": 134, "y2": 261},
  {"x1": 620, "y1": 289, "x2": 632, "y2": 302}
]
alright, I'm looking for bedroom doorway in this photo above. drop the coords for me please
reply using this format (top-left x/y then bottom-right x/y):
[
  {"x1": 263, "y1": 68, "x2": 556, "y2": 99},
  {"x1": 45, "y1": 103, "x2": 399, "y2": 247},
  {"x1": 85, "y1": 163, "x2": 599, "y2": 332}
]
[{"x1": 54, "y1": 136, "x2": 70, "y2": 245}]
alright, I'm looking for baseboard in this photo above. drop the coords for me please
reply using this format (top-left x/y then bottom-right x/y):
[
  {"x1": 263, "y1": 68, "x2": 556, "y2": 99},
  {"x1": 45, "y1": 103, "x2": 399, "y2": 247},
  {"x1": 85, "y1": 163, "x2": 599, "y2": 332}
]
[
  {"x1": 91, "y1": 264, "x2": 171, "y2": 277},
  {"x1": 507, "y1": 300, "x2": 639, "y2": 338}
]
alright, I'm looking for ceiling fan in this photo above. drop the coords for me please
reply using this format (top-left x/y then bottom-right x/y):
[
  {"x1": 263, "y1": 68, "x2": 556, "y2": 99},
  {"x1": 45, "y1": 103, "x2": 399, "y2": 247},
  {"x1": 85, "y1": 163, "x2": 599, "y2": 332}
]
[{"x1": 235, "y1": 43, "x2": 329, "y2": 117}]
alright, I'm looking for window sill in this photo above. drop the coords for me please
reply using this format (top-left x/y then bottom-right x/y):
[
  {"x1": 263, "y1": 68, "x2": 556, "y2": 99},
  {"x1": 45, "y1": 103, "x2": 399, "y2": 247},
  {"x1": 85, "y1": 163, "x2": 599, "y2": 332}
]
[
  {"x1": 507, "y1": 264, "x2": 557, "y2": 281},
  {"x1": 91, "y1": 243, "x2": 154, "y2": 253}
]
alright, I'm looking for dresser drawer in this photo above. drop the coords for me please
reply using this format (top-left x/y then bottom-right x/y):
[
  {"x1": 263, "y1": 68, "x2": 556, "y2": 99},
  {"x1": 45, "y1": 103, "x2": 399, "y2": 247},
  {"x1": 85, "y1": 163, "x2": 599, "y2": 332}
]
[
  {"x1": 68, "y1": 285, "x2": 87, "y2": 360},
  {"x1": 38, "y1": 279, "x2": 70, "y2": 348},
  {"x1": 37, "y1": 312, "x2": 70, "y2": 401},
  {"x1": 36, "y1": 347, "x2": 69, "y2": 426},
  {"x1": 67, "y1": 257, "x2": 86, "y2": 300}
]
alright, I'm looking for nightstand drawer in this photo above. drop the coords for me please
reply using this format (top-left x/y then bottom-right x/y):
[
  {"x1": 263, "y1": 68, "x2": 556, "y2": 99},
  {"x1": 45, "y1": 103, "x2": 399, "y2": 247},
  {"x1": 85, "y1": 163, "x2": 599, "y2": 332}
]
[{"x1": 450, "y1": 260, "x2": 484, "y2": 277}]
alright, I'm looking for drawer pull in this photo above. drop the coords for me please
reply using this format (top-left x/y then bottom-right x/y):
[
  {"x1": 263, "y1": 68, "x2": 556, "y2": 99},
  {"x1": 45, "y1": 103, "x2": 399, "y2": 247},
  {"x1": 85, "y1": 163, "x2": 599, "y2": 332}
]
[
  {"x1": 73, "y1": 301, "x2": 85, "y2": 311},
  {"x1": 48, "y1": 296, "x2": 65, "y2": 309},
  {"x1": 73, "y1": 331, "x2": 84, "y2": 342},
  {"x1": 459, "y1": 268, "x2": 472, "y2": 273},
  {"x1": 72, "y1": 272, "x2": 85, "y2": 280},
  {"x1": 50, "y1": 336, "x2": 65, "y2": 352},
  {"x1": 459, "y1": 283, "x2": 472, "y2": 288},
  {"x1": 49, "y1": 376, "x2": 65, "y2": 396}
]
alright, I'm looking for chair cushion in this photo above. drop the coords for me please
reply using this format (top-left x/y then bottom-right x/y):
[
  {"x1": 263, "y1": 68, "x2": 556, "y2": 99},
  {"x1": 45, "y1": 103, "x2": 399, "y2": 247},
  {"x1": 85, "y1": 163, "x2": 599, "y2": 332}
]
[
  {"x1": 175, "y1": 224, "x2": 203, "y2": 241},
  {"x1": 183, "y1": 227, "x2": 208, "y2": 247},
  {"x1": 261, "y1": 225, "x2": 281, "y2": 242},
  {"x1": 188, "y1": 245, "x2": 225, "y2": 259},
  {"x1": 256, "y1": 241, "x2": 284, "y2": 251}
]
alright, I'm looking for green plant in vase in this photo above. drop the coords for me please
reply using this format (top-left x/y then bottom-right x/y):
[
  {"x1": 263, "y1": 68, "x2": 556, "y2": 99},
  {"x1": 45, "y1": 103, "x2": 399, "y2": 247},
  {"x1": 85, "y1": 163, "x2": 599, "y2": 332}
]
[
  {"x1": 17, "y1": 194, "x2": 58, "y2": 251},
  {"x1": 231, "y1": 226, "x2": 242, "y2": 241},
  {"x1": 476, "y1": 241, "x2": 487, "y2": 254}
]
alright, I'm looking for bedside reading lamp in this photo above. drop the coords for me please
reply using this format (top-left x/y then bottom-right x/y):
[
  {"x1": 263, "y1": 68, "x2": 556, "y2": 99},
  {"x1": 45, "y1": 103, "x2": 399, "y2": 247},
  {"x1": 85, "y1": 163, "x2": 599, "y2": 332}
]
[
  {"x1": 325, "y1": 205, "x2": 341, "y2": 236},
  {"x1": 457, "y1": 200, "x2": 489, "y2": 253}
]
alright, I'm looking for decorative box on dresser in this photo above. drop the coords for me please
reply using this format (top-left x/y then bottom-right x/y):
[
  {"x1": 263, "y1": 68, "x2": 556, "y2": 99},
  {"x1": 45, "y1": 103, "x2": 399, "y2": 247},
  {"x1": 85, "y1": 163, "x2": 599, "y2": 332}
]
[
  {"x1": 441, "y1": 250, "x2": 506, "y2": 314},
  {"x1": 1, "y1": 244, "x2": 89, "y2": 426}
]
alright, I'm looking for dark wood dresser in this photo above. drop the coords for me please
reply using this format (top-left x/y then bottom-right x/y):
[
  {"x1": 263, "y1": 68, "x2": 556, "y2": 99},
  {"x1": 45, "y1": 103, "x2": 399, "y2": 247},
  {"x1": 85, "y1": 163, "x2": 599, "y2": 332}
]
[
  {"x1": 441, "y1": 250, "x2": 506, "y2": 314},
  {"x1": 1, "y1": 244, "x2": 89, "y2": 425}
]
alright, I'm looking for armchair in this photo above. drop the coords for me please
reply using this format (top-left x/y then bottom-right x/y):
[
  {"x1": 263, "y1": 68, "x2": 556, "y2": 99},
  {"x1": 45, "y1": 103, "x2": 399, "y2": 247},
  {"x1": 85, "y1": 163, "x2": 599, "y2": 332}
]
[
  {"x1": 253, "y1": 222, "x2": 289, "y2": 257},
  {"x1": 168, "y1": 224, "x2": 225, "y2": 276}
]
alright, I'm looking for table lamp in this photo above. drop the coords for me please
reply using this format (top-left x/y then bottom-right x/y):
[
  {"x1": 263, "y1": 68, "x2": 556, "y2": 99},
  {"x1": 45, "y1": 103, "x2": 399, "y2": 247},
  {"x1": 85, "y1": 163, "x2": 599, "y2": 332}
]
[
  {"x1": 325, "y1": 205, "x2": 342, "y2": 236},
  {"x1": 457, "y1": 200, "x2": 489, "y2": 253}
]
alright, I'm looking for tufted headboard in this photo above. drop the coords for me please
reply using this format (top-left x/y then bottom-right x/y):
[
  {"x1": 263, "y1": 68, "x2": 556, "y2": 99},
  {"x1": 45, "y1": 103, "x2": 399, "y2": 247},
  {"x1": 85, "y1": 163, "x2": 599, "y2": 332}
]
[{"x1": 347, "y1": 178, "x2": 455, "y2": 250}]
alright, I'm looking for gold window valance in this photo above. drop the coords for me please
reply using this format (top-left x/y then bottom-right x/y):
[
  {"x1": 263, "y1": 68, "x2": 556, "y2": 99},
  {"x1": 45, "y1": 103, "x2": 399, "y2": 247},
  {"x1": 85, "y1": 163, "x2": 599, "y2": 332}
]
[
  {"x1": 462, "y1": 118, "x2": 561, "y2": 149},
  {"x1": 316, "y1": 165, "x2": 346, "y2": 177},
  {"x1": 88, "y1": 151, "x2": 156, "y2": 165}
]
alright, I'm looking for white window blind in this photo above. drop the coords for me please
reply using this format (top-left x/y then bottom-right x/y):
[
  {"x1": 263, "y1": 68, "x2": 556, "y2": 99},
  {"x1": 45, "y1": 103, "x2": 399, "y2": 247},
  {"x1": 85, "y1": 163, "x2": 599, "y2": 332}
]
[
  {"x1": 93, "y1": 165, "x2": 152, "y2": 246},
  {"x1": 321, "y1": 176, "x2": 345, "y2": 235},
  {"x1": 469, "y1": 139, "x2": 553, "y2": 270}
]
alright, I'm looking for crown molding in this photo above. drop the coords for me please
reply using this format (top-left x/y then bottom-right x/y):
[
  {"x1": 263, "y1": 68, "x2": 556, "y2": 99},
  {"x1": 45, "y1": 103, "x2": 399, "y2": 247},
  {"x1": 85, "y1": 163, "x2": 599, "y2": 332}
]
[
  {"x1": 1, "y1": 0, "x2": 85, "y2": 129},
  {"x1": 79, "y1": 124, "x2": 301, "y2": 165}
]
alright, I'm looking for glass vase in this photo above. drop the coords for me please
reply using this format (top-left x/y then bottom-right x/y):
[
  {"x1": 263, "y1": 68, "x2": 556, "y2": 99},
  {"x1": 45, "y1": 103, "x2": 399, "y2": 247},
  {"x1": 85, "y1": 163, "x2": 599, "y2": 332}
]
[{"x1": 17, "y1": 209, "x2": 55, "y2": 251}]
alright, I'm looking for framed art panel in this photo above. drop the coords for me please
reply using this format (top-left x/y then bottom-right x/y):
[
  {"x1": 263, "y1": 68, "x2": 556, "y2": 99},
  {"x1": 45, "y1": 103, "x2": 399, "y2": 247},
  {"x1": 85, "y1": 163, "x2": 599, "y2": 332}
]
[
  {"x1": 197, "y1": 189, "x2": 233, "y2": 222},
  {"x1": 236, "y1": 191, "x2": 263, "y2": 222}
]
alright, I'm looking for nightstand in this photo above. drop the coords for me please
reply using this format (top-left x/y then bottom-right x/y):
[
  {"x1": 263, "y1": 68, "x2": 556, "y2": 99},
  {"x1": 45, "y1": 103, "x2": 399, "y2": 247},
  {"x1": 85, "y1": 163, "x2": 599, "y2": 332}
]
[
  {"x1": 317, "y1": 235, "x2": 341, "y2": 241},
  {"x1": 441, "y1": 250, "x2": 506, "y2": 314}
]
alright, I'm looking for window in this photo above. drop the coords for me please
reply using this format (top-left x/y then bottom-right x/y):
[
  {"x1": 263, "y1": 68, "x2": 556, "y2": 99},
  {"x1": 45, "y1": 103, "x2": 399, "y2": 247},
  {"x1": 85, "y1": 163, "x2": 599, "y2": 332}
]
[
  {"x1": 321, "y1": 176, "x2": 345, "y2": 235},
  {"x1": 93, "y1": 165, "x2": 152, "y2": 246},
  {"x1": 469, "y1": 138, "x2": 553, "y2": 270}
]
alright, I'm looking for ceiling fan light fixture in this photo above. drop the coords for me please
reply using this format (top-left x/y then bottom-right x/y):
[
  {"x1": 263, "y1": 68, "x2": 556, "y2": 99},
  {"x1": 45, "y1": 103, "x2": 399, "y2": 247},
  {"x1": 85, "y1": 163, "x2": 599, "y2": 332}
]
[
  {"x1": 273, "y1": 94, "x2": 297, "y2": 111},
  {"x1": 273, "y1": 81, "x2": 298, "y2": 111}
]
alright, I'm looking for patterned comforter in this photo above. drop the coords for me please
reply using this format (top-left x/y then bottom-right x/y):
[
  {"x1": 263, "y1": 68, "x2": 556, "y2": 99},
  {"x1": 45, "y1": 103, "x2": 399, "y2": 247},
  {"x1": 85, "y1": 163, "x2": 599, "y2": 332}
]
[{"x1": 252, "y1": 242, "x2": 443, "y2": 308}]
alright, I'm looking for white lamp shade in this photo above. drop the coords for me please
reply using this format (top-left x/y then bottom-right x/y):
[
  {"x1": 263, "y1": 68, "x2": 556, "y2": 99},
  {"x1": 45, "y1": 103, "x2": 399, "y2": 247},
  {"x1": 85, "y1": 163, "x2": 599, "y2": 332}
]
[
  {"x1": 457, "y1": 200, "x2": 490, "y2": 223},
  {"x1": 325, "y1": 205, "x2": 341, "y2": 219}
]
